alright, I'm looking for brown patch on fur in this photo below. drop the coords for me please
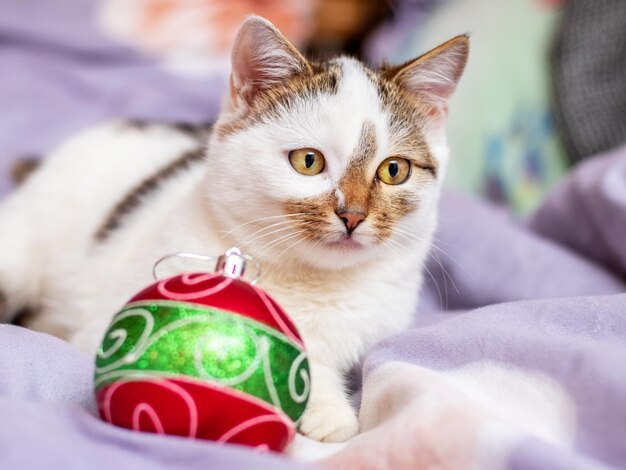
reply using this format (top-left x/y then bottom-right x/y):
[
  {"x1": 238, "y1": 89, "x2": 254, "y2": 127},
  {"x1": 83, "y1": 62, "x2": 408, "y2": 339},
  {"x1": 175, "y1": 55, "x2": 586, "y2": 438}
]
[
  {"x1": 338, "y1": 120, "x2": 377, "y2": 213},
  {"x1": 370, "y1": 189, "x2": 419, "y2": 242},
  {"x1": 371, "y1": 72, "x2": 438, "y2": 177},
  {"x1": 11, "y1": 157, "x2": 41, "y2": 186},
  {"x1": 95, "y1": 146, "x2": 206, "y2": 241},
  {"x1": 216, "y1": 61, "x2": 342, "y2": 138},
  {"x1": 127, "y1": 120, "x2": 213, "y2": 141},
  {"x1": 283, "y1": 192, "x2": 337, "y2": 244}
]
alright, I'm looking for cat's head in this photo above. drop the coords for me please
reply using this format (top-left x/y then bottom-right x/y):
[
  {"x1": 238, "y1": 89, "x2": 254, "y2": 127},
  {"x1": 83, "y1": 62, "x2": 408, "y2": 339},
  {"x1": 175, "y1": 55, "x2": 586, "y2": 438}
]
[{"x1": 207, "y1": 16, "x2": 468, "y2": 270}]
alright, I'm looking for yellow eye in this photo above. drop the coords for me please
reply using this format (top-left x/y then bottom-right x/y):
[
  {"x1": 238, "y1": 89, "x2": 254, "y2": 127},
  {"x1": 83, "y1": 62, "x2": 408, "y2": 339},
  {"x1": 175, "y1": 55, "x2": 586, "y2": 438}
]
[
  {"x1": 288, "y1": 148, "x2": 325, "y2": 176},
  {"x1": 376, "y1": 157, "x2": 411, "y2": 185}
]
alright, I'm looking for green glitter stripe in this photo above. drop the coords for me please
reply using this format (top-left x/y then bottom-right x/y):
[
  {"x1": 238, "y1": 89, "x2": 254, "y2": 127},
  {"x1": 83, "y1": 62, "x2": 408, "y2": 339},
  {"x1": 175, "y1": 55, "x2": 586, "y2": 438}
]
[
  {"x1": 94, "y1": 302, "x2": 310, "y2": 421},
  {"x1": 126, "y1": 299, "x2": 302, "y2": 348}
]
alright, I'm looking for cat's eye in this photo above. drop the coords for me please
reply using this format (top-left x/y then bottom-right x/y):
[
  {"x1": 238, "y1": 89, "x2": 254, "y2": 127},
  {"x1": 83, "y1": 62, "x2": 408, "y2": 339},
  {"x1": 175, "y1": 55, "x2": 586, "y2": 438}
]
[
  {"x1": 376, "y1": 157, "x2": 411, "y2": 185},
  {"x1": 288, "y1": 148, "x2": 325, "y2": 176}
]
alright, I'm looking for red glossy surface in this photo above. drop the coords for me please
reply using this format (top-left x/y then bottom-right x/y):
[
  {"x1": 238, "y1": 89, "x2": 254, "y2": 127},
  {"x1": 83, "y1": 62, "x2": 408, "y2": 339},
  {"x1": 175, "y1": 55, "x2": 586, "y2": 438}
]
[
  {"x1": 130, "y1": 273, "x2": 302, "y2": 346},
  {"x1": 97, "y1": 376, "x2": 294, "y2": 452}
]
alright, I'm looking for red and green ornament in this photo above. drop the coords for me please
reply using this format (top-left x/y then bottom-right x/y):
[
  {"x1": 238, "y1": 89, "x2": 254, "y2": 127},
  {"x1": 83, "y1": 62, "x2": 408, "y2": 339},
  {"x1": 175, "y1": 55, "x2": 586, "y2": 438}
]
[{"x1": 94, "y1": 248, "x2": 310, "y2": 452}]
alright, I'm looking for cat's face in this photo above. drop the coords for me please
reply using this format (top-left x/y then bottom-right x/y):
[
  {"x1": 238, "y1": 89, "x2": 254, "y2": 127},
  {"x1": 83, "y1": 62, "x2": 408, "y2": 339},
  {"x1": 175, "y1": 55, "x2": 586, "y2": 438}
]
[{"x1": 207, "y1": 17, "x2": 468, "y2": 270}]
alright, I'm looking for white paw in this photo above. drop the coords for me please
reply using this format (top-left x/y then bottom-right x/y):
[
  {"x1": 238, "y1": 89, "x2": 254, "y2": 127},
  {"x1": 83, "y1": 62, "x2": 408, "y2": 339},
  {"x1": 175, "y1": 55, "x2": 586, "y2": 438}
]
[{"x1": 299, "y1": 399, "x2": 359, "y2": 443}]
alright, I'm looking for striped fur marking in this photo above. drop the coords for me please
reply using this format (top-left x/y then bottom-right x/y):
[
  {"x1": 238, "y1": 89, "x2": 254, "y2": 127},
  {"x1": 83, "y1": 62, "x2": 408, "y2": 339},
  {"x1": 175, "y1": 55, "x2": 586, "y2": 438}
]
[
  {"x1": 11, "y1": 157, "x2": 41, "y2": 187},
  {"x1": 0, "y1": 288, "x2": 6, "y2": 318},
  {"x1": 126, "y1": 120, "x2": 213, "y2": 141},
  {"x1": 95, "y1": 147, "x2": 206, "y2": 241}
]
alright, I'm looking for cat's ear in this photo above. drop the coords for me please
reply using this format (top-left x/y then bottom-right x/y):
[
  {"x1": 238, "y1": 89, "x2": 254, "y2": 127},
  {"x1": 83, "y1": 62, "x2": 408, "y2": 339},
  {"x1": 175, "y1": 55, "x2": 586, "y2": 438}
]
[
  {"x1": 386, "y1": 35, "x2": 469, "y2": 118},
  {"x1": 229, "y1": 16, "x2": 310, "y2": 109}
]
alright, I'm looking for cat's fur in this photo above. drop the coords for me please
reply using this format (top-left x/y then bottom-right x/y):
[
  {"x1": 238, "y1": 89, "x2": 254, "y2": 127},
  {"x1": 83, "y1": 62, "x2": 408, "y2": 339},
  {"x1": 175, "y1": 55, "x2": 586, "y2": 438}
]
[{"x1": 0, "y1": 17, "x2": 468, "y2": 442}]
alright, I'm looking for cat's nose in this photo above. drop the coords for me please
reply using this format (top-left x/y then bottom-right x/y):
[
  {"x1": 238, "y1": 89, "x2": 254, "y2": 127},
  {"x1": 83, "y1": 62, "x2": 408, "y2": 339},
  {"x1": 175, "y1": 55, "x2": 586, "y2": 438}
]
[{"x1": 336, "y1": 211, "x2": 366, "y2": 234}]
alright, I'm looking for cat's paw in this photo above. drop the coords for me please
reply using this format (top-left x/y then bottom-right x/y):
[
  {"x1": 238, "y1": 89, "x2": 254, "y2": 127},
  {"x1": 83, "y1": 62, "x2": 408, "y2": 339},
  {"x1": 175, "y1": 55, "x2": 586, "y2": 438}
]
[{"x1": 299, "y1": 399, "x2": 359, "y2": 443}]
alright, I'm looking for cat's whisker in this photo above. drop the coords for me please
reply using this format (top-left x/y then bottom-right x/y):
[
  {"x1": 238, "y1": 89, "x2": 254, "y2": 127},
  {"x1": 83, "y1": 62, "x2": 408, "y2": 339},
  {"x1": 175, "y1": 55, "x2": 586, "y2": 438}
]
[
  {"x1": 254, "y1": 230, "x2": 307, "y2": 259},
  {"x1": 393, "y1": 227, "x2": 466, "y2": 272},
  {"x1": 382, "y1": 233, "x2": 446, "y2": 309},
  {"x1": 392, "y1": 231, "x2": 452, "y2": 305},
  {"x1": 260, "y1": 232, "x2": 299, "y2": 256},
  {"x1": 393, "y1": 235, "x2": 444, "y2": 308},
  {"x1": 238, "y1": 220, "x2": 296, "y2": 245},
  {"x1": 302, "y1": 238, "x2": 322, "y2": 271},
  {"x1": 428, "y1": 235, "x2": 477, "y2": 282},
  {"x1": 392, "y1": 229, "x2": 463, "y2": 296},
  {"x1": 289, "y1": 235, "x2": 325, "y2": 276},
  {"x1": 238, "y1": 223, "x2": 298, "y2": 248},
  {"x1": 274, "y1": 235, "x2": 310, "y2": 262},
  {"x1": 217, "y1": 213, "x2": 311, "y2": 243},
  {"x1": 304, "y1": 236, "x2": 323, "y2": 260},
  {"x1": 421, "y1": 259, "x2": 444, "y2": 310},
  {"x1": 378, "y1": 235, "x2": 405, "y2": 260},
  {"x1": 428, "y1": 252, "x2": 459, "y2": 298}
]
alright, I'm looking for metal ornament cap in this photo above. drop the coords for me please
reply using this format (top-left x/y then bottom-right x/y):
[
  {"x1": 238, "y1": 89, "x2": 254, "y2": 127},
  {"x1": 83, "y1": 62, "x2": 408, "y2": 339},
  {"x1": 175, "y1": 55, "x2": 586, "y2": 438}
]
[
  {"x1": 215, "y1": 247, "x2": 247, "y2": 280},
  {"x1": 152, "y1": 248, "x2": 261, "y2": 285}
]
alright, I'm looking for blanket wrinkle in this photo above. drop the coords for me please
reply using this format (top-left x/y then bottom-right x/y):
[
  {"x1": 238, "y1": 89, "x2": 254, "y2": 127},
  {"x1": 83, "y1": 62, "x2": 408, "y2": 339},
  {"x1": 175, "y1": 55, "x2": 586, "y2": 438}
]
[{"x1": 529, "y1": 145, "x2": 626, "y2": 280}]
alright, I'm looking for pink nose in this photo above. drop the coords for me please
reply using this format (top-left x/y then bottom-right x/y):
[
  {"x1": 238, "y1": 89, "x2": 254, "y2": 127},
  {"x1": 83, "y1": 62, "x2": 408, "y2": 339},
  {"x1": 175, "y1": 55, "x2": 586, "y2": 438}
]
[{"x1": 337, "y1": 211, "x2": 366, "y2": 233}]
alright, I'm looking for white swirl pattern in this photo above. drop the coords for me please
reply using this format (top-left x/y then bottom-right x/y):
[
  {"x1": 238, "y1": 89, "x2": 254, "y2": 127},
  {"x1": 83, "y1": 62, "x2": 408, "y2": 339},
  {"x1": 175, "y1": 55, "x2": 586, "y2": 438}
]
[
  {"x1": 96, "y1": 308, "x2": 155, "y2": 373},
  {"x1": 98, "y1": 329, "x2": 127, "y2": 359},
  {"x1": 287, "y1": 352, "x2": 310, "y2": 404}
]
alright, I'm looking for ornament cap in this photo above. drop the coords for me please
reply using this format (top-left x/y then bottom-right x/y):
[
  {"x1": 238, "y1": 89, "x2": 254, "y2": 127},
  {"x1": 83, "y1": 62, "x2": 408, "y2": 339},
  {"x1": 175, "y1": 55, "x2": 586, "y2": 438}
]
[
  {"x1": 215, "y1": 247, "x2": 247, "y2": 280},
  {"x1": 152, "y1": 248, "x2": 261, "y2": 284}
]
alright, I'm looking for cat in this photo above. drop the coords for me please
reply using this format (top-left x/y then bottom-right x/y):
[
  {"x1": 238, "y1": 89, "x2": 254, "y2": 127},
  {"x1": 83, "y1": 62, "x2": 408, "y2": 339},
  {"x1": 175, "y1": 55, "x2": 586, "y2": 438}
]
[{"x1": 0, "y1": 16, "x2": 468, "y2": 443}]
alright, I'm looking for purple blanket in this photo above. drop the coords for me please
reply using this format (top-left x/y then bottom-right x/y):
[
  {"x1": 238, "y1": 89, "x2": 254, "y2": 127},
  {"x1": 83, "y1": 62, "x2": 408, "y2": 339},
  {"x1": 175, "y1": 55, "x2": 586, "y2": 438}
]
[{"x1": 2, "y1": 149, "x2": 626, "y2": 469}]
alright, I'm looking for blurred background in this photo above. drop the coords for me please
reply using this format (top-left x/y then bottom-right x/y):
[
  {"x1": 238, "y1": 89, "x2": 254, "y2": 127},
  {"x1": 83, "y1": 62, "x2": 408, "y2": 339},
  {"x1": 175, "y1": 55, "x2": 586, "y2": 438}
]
[{"x1": 0, "y1": 0, "x2": 624, "y2": 213}]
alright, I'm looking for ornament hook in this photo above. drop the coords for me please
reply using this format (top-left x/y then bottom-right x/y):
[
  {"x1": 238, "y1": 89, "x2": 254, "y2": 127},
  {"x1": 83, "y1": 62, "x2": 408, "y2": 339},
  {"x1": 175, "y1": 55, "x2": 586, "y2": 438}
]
[
  {"x1": 152, "y1": 252, "x2": 218, "y2": 281},
  {"x1": 152, "y1": 248, "x2": 262, "y2": 285}
]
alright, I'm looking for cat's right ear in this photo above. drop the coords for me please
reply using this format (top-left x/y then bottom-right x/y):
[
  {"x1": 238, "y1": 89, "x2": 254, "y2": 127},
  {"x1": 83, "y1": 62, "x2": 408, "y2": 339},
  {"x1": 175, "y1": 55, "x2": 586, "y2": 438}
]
[
  {"x1": 384, "y1": 35, "x2": 469, "y2": 121},
  {"x1": 229, "y1": 16, "x2": 310, "y2": 110}
]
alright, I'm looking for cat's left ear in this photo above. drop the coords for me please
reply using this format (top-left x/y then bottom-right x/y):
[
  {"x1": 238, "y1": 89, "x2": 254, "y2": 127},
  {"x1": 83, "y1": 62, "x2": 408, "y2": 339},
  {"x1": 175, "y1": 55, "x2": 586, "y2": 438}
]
[
  {"x1": 386, "y1": 35, "x2": 469, "y2": 118},
  {"x1": 229, "y1": 16, "x2": 311, "y2": 109}
]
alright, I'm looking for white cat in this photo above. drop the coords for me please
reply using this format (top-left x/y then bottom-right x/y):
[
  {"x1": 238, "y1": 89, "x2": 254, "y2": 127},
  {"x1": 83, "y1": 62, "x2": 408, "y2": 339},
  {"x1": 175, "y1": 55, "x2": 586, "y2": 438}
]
[{"x1": 0, "y1": 17, "x2": 468, "y2": 442}]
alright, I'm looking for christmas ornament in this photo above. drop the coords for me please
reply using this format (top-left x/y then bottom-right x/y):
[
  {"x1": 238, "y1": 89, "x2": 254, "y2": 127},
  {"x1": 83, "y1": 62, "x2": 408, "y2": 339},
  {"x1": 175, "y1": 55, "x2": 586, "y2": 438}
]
[{"x1": 94, "y1": 248, "x2": 310, "y2": 452}]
